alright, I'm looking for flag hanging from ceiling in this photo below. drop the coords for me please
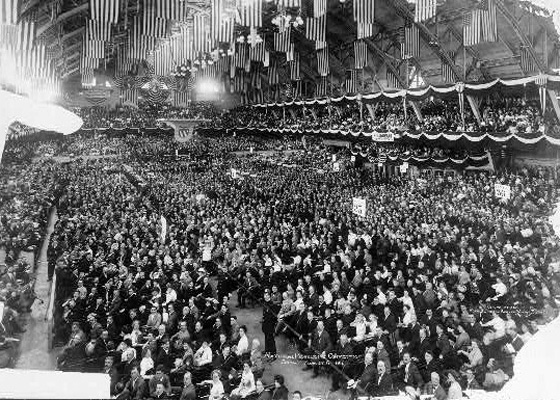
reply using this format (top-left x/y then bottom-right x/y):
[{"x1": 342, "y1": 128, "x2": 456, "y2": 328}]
[
  {"x1": 274, "y1": 27, "x2": 291, "y2": 52},
  {"x1": 290, "y1": 52, "x2": 300, "y2": 80},
  {"x1": 305, "y1": 14, "x2": 326, "y2": 43},
  {"x1": 213, "y1": 0, "x2": 235, "y2": 43},
  {"x1": 238, "y1": 0, "x2": 263, "y2": 27},
  {"x1": 0, "y1": 0, "x2": 21, "y2": 25},
  {"x1": 480, "y1": 0, "x2": 498, "y2": 43},
  {"x1": 317, "y1": 47, "x2": 329, "y2": 76},
  {"x1": 277, "y1": 0, "x2": 301, "y2": 7},
  {"x1": 386, "y1": 70, "x2": 400, "y2": 88},
  {"x1": 345, "y1": 69, "x2": 358, "y2": 93},
  {"x1": 357, "y1": 22, "x2": 374, "y2": 39},
  {"x1": 154, "y1": 0, "x2": 188, "y2": 21},
  {"x1": 87, "y1": 19, "x2": 111, "y2": 41},
  {"x1": 143, "y1": 16, "x2": 167, "y2": 37},
  {"x1": 414, "y1": 0, "x2": 436, "y2": 23},
  {"x1": 353, "y1": 0, "x2": 374, "y2": 23},
  {"x1": 121, "y1": 87, "x2": 138, "y2": 106},
  {"x1": 234, "y1": 42, "x2": 249, "y2": 69},
  {"x1": 463, "y1": 9, "x2": 481, "y2": 46},
  {"x1": 194, "y1": 13, "x2": 211, "y2": 53},
  {"x1": 316, "y1": 76, "x2": 327, "y2": 97},
  {"x1": 402, "y1": 24, "x2": 420, "y2": 58},
  {"x1": 249, "y1": 41, "x2": 266, "y2": 62},
  {"x1": 520, "y1": 46, "x2": 537, "y2": 73},
  {"x1": 313, "y1": 0, "x2": 327, "y2": 17},
  {"x1": 354, "y1": 40, "x2": 367, "y2": 69},
  {"x1": 173, "y1": 90, "x2": 189, "y2": 107},
  {"x1": 268, "y1": 61, "x2": 279, "y2": 85},
  {"x1": 250, "y1": 64, "x2": 262, "y2": 89},
  {"x1": 90, "y1": 0, "x2": 119, "y2": 24},
  {"x1": 153, "y1": 43, "x2": 173, "y2": 76},
  {"x1": 16, "y1": 20, "x2": 35, "y2": 52},
  {"x1": 441, "y1": 52, "x2": 456, "y2": 82}
]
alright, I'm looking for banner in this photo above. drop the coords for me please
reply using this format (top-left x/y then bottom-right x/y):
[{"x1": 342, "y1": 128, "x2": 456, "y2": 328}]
[
  {"x1": 371, "y1": 132, "x2": 395, "y2": 142},
  {"x1": 494, "y1": 184, "x2": 511, "y2": 200},
  {"x1": 352, "y1": 197, "x2": 367, "y2": 217}
]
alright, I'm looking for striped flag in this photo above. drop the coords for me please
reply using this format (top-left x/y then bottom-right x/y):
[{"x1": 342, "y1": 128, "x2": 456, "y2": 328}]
[
  {"x1": 268, "y1": 61, "x2": 279, "y2": 85},
  {"x1": 249, "y1": 41, "x2": 266, "y2": 62},
  {"x1": 234, "y1": 43, "x2": 249, "y2": 69},
  {"x1": 154, "y1": 0, "x2": 188, "y2": 21},
  {"x1": 290, "y1": 52, "x2": 300, "y2": 80},
  {"x1": 353, "y1": 0, "x2": 374, "y2": 23},
  {"x1": 251, "y1": 65, "x2": 262, "y2": 89},
  {"x1": 414, "y1": 0, "x2": 436, "y2": 23},
  {"x1": 357, "y1": 22, "x2": 374, "y2": 39},
  {"x1": 520, "y1": 46, "x2": 537, "y2": 72},
  {"x1": 238, "y1": 0, "x2": 263, "y2": 28},
  {"x1": 0, "y1": 0, "x2": 21, "y2": 25},
  {"x1": 143, "y1": 16, "x2": 167, "y2": 37},
  {"x1": 173, "y1": 90, "x2": 189, "y2": 107},
  {"x1": 90, "y1": 0, "x2": 119, "y2": 24},
  {"x1": 306, "y1": 14, "x2": 326, "y2": 43},
  {"x1": 315, "y1": 40, "x2": 327, "y2": 50},
  {"x1": 345, "y1": 69, "x2": 358, "y2": 93},
  {"x1": 85, "y1": 39, "x2": 105, "y2": 59},
  {"x1": 402, "y1": 24, "x2": 420, "y2": 58},
  {"x1": 193, "y1": 13, "x2": 211, "y2": 53},
  {"x1": 441, "y1": 52, "x2": 456, "y2": 82},
  {"x1": 354, "y1": 40, "x2": 367, "y2": 69},
  {"x1": 314, "y1": 0, "x2": 327, "y2": 17},
  {"x1": 480, "y1": 0, "x2": 498, "y2": 43},
  {"x1": 121, "y1": 87, "x2": 138, "y2": 106},
  {"x1": 317, "y1": 47, "x2": 329, "y2": 76},
  {"x1": 81, "y1": 67, "x2": 95, "y2": 85},
  {"x1": 386, "y1": 70, "x2": 400, "y2": 88},
  {"x1": 277, "y1": 0, "x2": 301, "y2": 7},
  {"x1": 116, "y1": 45, "x2": 134, "y2": 75},
  {"x1": 212, "y1": 0, "x2": 234, "y2": 43},
  {"x1": 153, "y1": 44, "x2": 173, "y2": 76},
  {"x1": 0, "y1": 24, "x2": 18, "y2": 46},
  {"x1": 463, "y1": 10, "x2": 483, "y2": 46},
  {"x1": 274, "y1": 27, "x2": 291, "y2": 52},
  {"x1": 87, "y1": 19, "x2": 111, "y2": 41},
  {"x1": 316, "y1": 76, "x2": 327, "y2": 97},
  {"x1": 16, "y1": 20, "x2": 35, "y2": 52}
]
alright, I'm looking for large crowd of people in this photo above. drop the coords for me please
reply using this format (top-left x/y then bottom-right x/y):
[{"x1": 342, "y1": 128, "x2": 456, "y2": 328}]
[{"x1": 1, "y1": 96, "x2": 559, "y2": 400}]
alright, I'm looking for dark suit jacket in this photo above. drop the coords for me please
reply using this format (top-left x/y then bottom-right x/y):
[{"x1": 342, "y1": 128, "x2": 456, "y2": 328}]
[
  {"x1": 271, "y1": 385, "x2": 289, "y2": 400},
  {"x1": 357, "y1": 363, "x2": 377, "y2": 394},
  {"x1": 311, "y1": 329, "x2": 332, "y2": 354},
  {"x1": 423, "y1": 382, "x2": 447, "y2": 400},
  {"x1": 374, "y1": 372, "x2": 393, "y2": 396},
  {"x1": 402, "y1": 361, "x2": 423, "y2": 388},
  {"x1": 126, "y1": 376, "x2": 147, "y2": 400}
]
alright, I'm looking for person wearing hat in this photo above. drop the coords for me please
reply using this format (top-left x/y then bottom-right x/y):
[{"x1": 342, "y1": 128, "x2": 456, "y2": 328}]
[{"x1": 272, "y1": 374, "x2": 289, "y2": 400}]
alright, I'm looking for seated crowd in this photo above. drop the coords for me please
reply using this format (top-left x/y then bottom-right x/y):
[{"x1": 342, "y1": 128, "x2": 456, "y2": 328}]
[{"x1": 1, "y1": 99, "x2": 559, "y2": 399}]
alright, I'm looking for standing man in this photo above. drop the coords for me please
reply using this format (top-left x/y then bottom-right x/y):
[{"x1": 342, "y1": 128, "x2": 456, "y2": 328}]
[{"x1": 262, "y1": 291, "x2": 278, "y2": 360}]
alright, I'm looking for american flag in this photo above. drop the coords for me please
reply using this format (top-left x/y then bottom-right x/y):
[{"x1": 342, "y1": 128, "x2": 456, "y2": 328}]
[
  {"x1": 84, "y1": 39, "x2": 105, "y2": 59},
  {"x1": 313, "y1": 0, "x2": 327, "y2": 17},
  {"x1": 238, "y1": 0, "x2": 263, "y2": 28},
  {"x1": 16, "y1": 20, "x2": 35, "y2": 52},
  {"x1": 290, "y1": 52, "x2": 300, "y2": 80},
  {"x1": 354, "y1": 40, "x2": 367, "y2": 69},
  {"x1": 268, "y1": 61, "x2": 279, "y2": 85},
  {"x1": 121, "y1": 87, "x2": 138, "y2": 106},
  {"x1": 345, "y1": 69, "x2": 358, "y2": 93},
  {"x1": 143, "y1": 16, "x2": 167, "y2": 38},
  {"x1": 441, "y1": 52, "x2": 456, "y2": 83},
  {"x1": 353, "y1": 0, "x2": 374, "y2": 23},
  {"x1": 193, "y1": 13, "x2": 211, "y2": 53},
  {"x1": 249, "y1": 41, "x2": 266, "y2": 62},
  {"x1": 234, "y1": 43, "x2": 249, "y2": 69},
  {"x1": 463, "y1": 10, "x2": 481, "y2": 47},
  {"x1": 315, "y1": 40, "x2": 327, "y2": 50},
  {"x1": 251, "y1": 65, "x2": 262, "y2": 89},
  {"x1": 90, "y1": 0, "x2": 119, "y2": 24},
  {"x1": 286, "y1": 43, "x2": 295, "y2": 61},
  {"x1": 386, "y1": 70, "x2": 400, "y2": 89},
  {"x1": 0, "y1": 0, "x2": 21, "y2": 25},
  {"x1": 153, "y1": 43, "x2": 173, "y2": 76},
  {"x1": 81, "y1": 67, "x2": 95, "y2": 85},
  {"x1": 520, "y1": 46, "x2": 537, "y2": 73},
  {"x1": 306, "y1": 15, "x2": 326, "y2": 43},
  {"x1": 153, "y1": 0, "x2": 188, "y2": 21},
  {"x1": 213, "y1": 0, "x2": 234, "y2": 43},
  {"x1": 414, "y1": 0, "x2": 436, "y2": 23},
  {"x1": 274, "y1": 27, "x2": 291, "y2": 52},
  {"x1": 316, "y1": 76, "x2": 327, "y2": 97},
  {"x1": 480, "y1": 0, "x2": 498, "y2": 43},
  {"x1": 277, "y1": 0, "x2": 301, "y2": 7},
  {"x1": 402, "y1": 24, "x2": 420, "y2": 59},
  {"x1": 317, "y1": 47, "x2": 329, "y2": 77},
  {"x1": 87, "y1": 19, "x2": 111, "y2": 41},
  {"x1": 357, "y1": 22, "x2": 374, "y2": 39},
  {"x1": 173, "y1": 90, "x2": 189, "y2": 107}
]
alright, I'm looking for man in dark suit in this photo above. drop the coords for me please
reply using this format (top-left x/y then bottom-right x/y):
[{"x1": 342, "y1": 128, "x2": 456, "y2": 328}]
[
  {"x1": 382, "y1": 306, "x2": 397, "y2": 336},
  {"x1": 398, "y1": 352, "x2": 423, "y2": 391},
  {"x1": 307, "y1": 319, "x2": 332, "y2": 377},
  {"x1": 420, "y1": 350, "x2": 441, "y2": 383},
  {"x1": 374, "y1": 360, "x2": 394, "y2": 397},
  {"x1": 124, "y1": 366, "x2": 147, "y2": 400},
  {"x1": 331, "y1": 333, "x2": 354, "y2": 391},
  {"x1": 155, "y1": 339, "x2": 174, "y2": 373},
  {"x1": 348, "y1": 352, "x2": 376, "y2": 397},
  {"x1": 262, "y1": 291, "x2": 278, "y2": 358}
]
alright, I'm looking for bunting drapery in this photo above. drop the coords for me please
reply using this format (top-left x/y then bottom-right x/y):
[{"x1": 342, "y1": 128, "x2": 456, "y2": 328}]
[
  {"x1": 317, "y1": 47, "x2": 329, "y2": 77},
  {"x1": 354, "y1": 40, "x2": 367, "y2": 69}
]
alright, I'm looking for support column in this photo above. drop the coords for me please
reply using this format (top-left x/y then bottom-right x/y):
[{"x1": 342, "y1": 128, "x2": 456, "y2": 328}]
[{"x1": 466, "y1": 94, "x2": 483, "y2": 125}]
